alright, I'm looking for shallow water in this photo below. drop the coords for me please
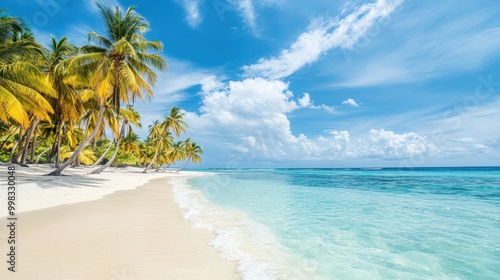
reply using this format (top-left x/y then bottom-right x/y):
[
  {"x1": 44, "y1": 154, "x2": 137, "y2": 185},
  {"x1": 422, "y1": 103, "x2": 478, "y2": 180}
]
[{"x1": 173, "y1": 168, "x2": 500, "y2": 280}]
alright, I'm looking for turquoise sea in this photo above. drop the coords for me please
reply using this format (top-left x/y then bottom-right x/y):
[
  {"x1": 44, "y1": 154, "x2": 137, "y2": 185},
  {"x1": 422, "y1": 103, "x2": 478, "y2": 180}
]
[{"x1": 172, "y1": 167, "x2": 500, "y2": 280}]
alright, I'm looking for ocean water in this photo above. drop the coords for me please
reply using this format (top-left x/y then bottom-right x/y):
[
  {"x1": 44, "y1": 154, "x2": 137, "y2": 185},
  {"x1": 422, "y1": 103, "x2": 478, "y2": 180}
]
[{"x1": 172, "y1": 168, "x2": 500, "y2": 280}]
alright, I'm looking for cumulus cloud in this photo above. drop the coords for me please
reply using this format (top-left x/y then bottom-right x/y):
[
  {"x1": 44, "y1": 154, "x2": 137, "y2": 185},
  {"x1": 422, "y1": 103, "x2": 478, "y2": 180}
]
[
  {"x1": 184, "y1": 77, "x2": 436, "y2": 163},
  {"x1": 366, "y1": 129, "x2": 438, "y2": 158},
  {"x1": 132, "y1": 59, "x2": 221, "y2": 135},
  {"x1": 181, "y1": 0, "x2": 203, "y2": 28},
  {"x1": 342, "y1": 98, "x2": 359, "y2": 107},
  {"x1": 242, "y1": 0, "x2": 403, "y2": 79},
  {"x1": 297, "y1": 93, "x2": 336, "y2": 112}
]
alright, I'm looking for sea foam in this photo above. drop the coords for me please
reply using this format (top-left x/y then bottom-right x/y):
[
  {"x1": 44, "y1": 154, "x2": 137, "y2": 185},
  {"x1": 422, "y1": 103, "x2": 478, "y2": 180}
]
[{"x1": 171, "y1": 177, "x2": 315, "y2": 280}]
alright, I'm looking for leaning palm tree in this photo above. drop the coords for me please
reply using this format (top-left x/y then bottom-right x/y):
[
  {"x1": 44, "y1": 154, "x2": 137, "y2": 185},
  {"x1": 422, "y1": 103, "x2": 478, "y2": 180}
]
[
  {"x1": 91, "y1": 106, "x2": 141, "y2": 174},
  {"x1": 142, "y1": 120, "x2": 170, "y2": 172},
  {"x1": 177, "y1": 139, "x2": 203, "y2": 172},
  {"x1": 49, "y1": 2, "x2": 167, "y2": 175},
  {"x1": 160, "y1": 140, "x2": 185, "y2": 172},
  {"x1": 82, "y1": 89, "x2": 120, "y2": 168},
  {"x1": 138, "y1": 136, "x2": 155, "y2": 166},
  {"x1": 143, "y1": 107, "x2": 187, "y2": 173}
]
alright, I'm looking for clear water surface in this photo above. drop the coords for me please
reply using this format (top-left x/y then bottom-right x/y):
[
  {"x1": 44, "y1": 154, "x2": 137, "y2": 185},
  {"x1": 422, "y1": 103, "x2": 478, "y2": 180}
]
[{"x1": 172, "y1": 167, "x2": 500, "y2": 280}]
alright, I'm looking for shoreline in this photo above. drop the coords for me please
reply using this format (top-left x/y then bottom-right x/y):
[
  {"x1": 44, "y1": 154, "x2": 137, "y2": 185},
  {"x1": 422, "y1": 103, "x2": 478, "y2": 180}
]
[
  {"x1": 0, "y1": 164, "x2": 206, "y2": 218},
  {"x1": 0, "y1": 165, "x2": 240, "y2": 279}
]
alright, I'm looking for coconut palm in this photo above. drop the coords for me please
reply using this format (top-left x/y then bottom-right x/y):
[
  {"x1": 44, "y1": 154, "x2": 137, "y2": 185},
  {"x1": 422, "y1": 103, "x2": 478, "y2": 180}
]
[
  {"x1": 91, "y1": 106, "x2": 141, "y2": 174},
  {"x1": 142, "y1": 121, "x2": 173, "y2": 172},
  {"x1": 177, "y1": 139, "x2": 203, "y2": 172},
  {"x1": 49, "y1": 2, "x2": 166, "y2": 175},
  {"x1": 138, "y1": 136, "x2": 155, "y2": 166},
  {"x1": 162, "y1": 107, "x2": 187, "y2": 137},
  {"x1": 38, "y1": 36, "x2": 83, "y2": 167},
  {"x1": 89, "y1": 139, "x2": 114, "y2": 168},
  {"x1": 1, "y1": 12, "x2": 55, "y2": 165},
  {"x1": 160, "y1": 140, "x2": 185, "y2": 172},
  {"x1": 0, "y1": 11, "x2": 55, "y2": 128},
  {"x1": 82, "y1": 90, "x2": 120, "y2": 168},
  {"x1": 120, "y1": 131, "x2": 141, "y2": 157},
  {"x1": 143, "y1": 107, "x2": 187, "y2": 173}
]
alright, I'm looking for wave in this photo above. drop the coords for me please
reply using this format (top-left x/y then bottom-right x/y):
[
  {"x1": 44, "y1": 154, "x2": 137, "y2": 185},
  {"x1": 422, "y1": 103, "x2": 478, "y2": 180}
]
[{"x1": 170, "y1": 177, "x2": 315, "y2": 280}]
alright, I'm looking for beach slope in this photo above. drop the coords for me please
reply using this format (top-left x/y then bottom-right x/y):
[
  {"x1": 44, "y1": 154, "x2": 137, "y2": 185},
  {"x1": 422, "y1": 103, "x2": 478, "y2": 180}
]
[{"x1": 0, "y1": 168, "x2": 239, "y2": 280}]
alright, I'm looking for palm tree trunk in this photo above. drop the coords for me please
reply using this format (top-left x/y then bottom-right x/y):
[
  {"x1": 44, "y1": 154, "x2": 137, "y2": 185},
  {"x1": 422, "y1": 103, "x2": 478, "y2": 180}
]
[
  {"x1": 142, "y1": 133, "x2": 166, "y2": 173},
  {"x1": 9, "y1": 141, "x2": 19, "y2": 163},
  {"x1": 49, "y1": 104, "x2": 106, "y2": 176},
  {"x1": 54, "y1": 122, "x2": 64, "y2": 168},
  {"x1": 11, "y1": 126, "x2": 23, "y2": 163},
  {"x1": 89, "y1": 140, "x2": 114, "y2": 168},
  {"x1": 20, "y1": 119, "x2": 40, "y2": 165},
  {"x1": 143, "y1": 147, "x2": 160, "y2": 173},
  {"x1": 36, "y1": 147, "x2": 51, "y2": 165},
  {"x1": 91, "y1": 119, "x2": 127, "y2": 174},
  {"x1": 162, "y1": 163, "x2": 172, "y2": 172},
  {"x1": 177, "y1": 156, "x2": 192, "y2": 173},
  {"x1": 29, "y1": 120, "x2": 40, "y2": 163}
]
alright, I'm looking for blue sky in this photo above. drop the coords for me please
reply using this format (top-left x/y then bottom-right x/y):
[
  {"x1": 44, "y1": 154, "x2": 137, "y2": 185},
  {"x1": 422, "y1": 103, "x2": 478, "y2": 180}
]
[{"x1": 5, "y1": 0, "x2": 500, "y2": 168}]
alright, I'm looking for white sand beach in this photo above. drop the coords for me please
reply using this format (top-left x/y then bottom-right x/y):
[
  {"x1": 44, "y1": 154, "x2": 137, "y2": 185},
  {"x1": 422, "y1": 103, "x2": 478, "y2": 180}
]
[{"x1": 0, "y1": 164, "x2": 240, "y2": 279}]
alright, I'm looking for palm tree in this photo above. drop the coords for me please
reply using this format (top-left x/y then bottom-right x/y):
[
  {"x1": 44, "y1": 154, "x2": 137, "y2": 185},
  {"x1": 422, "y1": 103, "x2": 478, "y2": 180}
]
[
  {"x1": 120, "y1": 131, "x2": 141, "y2": 157},
  {"x1": 91, "y1": 106, "x2": 140, "y2": 174},
  {"x1": 177, "y1": 139, "x2": 203, "y2": 172},
  {"x1": 82, "y1": 89, "x2": 120, "y2": 168},
  {"x1": 39, "y1": 36, "x2": 82, "y2": 167},
  {"x1": 49, "y1": 2, "x2": 166, "y2": 175},
  {"x1": 1, "y1": 12, "x2": 55, "y2": 165},
  {"x1": 138, "y1": 136, "x2": 156, "y2": 166},
  {"x1": 0, "y1": 11, "x2": 55, "y2": 128},
  {"x1": 89, "y1": 139, "x2": 114, "y2": 168},
  {"x1": 163, "y1": 107, "x2": 188, "y2": 137},
  {"x1": 143, "y1": 107, "x2": 187, "y2": 173},
  {"x1": 160, "y1": 140, "x2": 185, "y2": 172},
  {"x1": 142, "y1": 120, "x2": 170, "y2": 171}
]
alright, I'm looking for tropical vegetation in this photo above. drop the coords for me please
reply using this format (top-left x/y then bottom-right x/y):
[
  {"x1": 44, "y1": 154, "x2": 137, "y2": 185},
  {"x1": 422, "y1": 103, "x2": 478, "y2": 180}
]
[{"x1": 0, "y1": 3, "x2": 203, "y2": 174}]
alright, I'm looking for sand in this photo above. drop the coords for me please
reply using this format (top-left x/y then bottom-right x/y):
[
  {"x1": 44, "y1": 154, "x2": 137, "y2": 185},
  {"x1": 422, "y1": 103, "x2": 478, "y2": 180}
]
[{"x1": 0, "y1": 164, "x2": 240, "y2": 279}]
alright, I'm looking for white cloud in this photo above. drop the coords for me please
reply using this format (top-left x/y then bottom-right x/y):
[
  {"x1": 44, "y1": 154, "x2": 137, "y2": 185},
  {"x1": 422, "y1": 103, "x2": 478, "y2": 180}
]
[
  {"x1": 133, "y1": 59, "x2": 221, "y2": 137},
  {"x1": 226, "y1": 0, "x2": 282, "y2": 36},
  {"x1": 200, "y1": 75, "x2": 224, "y2": 93},
  {"x1": 181, "y1": 0, "x2": 203, "y2": 28},
  {"x1": 242, "y1": 0, "x2": 403, "y2": 79},
  {"x1": 236, "y1": 0, "x2": 258, "y2": 34},
  {"x1": 297, "y1": 93, "x2": 312, "y2": 107},
  {"x1": 184, "y1": 77, "x2": 436, "y2": 163},
  {"x1": 425, "y1": 96, "x2": 500, "y2": 158},
  {"x1": 297, "y1": 93, "x2": 336, "y2": 113},
  {"x1": 65, "y1": 24, "x2": 93, "y2": 46},
  {"x1": 342, "y1": 98, "x2": 359, "y2": 107},
  {"x1": 366, "y1": 129, "x2": 437, "y2": 158},
  {"x1": 33, "y1": 31, "x2": 53, "y2": 48},
  {"x1": 331, "y1": 2, "x2": 500, "y2": 87}
]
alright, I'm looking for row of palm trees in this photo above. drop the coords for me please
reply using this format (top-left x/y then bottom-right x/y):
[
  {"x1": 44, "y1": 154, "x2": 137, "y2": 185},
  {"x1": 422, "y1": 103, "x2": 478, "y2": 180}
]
[{"x1": 0, "y1": 3, "x2": 203, "y2": 175}]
